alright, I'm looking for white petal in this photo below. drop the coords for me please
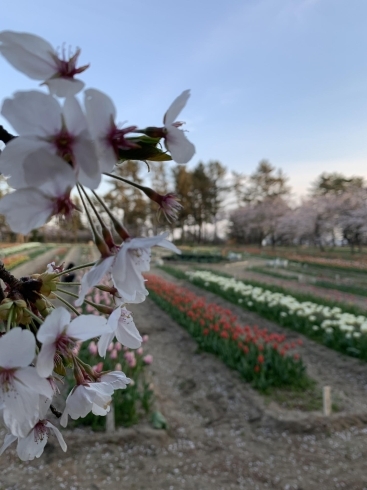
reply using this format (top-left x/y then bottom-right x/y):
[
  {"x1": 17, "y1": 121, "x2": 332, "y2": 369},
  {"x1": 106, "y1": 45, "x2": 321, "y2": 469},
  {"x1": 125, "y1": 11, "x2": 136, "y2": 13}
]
[
  {"x1": 2, "y1": 383, "x2": 39, "y2": 437},
  {"x1": 0, "y1": 188, "x2": 53, "y2": 234},
  {"x1": 17, "y1": 427, "x2": 48, "y2": 461},
  {"x1": 100, "y1": 371, "x2": 130, "y2": 390},
  {"x1": 0, "y1": 433, "x2": 17, "y2": 455},
  {"x1": 0, "y1": 137, "x2": 49, "y2": 189},
  {"x1": 73, "y1": 135, "x2": 101, "y2": 189},
  {"x1": 84, "y1": 88, "x2": 116, "y2": 137},
  {"x1": 165, "y1": 126, "x2": 195, "y2": 164},
  {"x1": 23, "y1": 150, "x2": 76, "y2": 192},
  {"x1": 163, "y1": 90, "x2": 190, "y2": 125},
  {"x1": 75, "y1": 257, "x2": 114, "y2": 306},
  {"x1": 0, "y1": 31, "x2": 56, "y2": 80},
  {"x1": 36, "y1": 343, "x2": 56, "y2": 378},
  {"x1": 15, "y1": 367, "x2": 54, "y2": 397},
  {"x1": 68, "y1": 314, "x2": 109, "y2": 341},
  {"x1": 45, "y1": 421, "x2": 67, "y2": 452},
  {"x1": 46, "y1": 78, "x2": 84, "y2": 98},
  {"x1": 62, "y1": 96, "x2": 88, "y2": 135},
  {"x1": 37, "y1": 307, "x2": 71, "y2": 344},
  {"x1": 116, "y1": 312, "x2": 142, "y2": 349},
  {"x1": 0, "y1": 328, "x2": 36, "y2": 368},
  {"x1": 1, "y1": 90, "x2": 62, "y2": 137},
  {"x1": 98, "y1": 331, "x2": 115, "y2": 358},
  {"x1": 112, "y1": 247, "x2": 147, "y2": 303}
]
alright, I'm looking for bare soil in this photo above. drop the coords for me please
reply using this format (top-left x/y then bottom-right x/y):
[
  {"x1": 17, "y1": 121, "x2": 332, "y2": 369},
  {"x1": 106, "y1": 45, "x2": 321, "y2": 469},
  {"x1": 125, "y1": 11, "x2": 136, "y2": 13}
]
[{"x1": 1, "y1": 267, "x2": 367, "y2": 489}]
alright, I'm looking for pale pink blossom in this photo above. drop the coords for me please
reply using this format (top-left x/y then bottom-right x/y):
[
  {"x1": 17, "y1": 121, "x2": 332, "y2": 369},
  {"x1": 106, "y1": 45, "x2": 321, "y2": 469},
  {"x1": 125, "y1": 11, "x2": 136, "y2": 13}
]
[
  {"x1": 75, "y1": 233, "x2": 180, "y2": 307},
  {"x1": 0, "y1": 398, "x2": 67, "y2": 461},
  {"x1": 0, "y1": 91, "x2": 101, "y2": 189},
  {"x1": 136, "y1": 347, "x2": 143, "y2": 356},
  {"x1": 74, "y1": 256, "x2": 114, "y2": 307},
  {"x1": 36, "y1": 307, "x2": 110, "y2": 378},
  {"x1": 84, "y1": 89, "x2": 137, "y2": 173},
  {"x1": 124, "y1": 351, "x2": 136, "y2": 368},
  {"x1": 60, "y1": 371, "x2": 130, "y2": 427},
  {"x1": 0, "y1": 31, "x2": 88, "y2": 97},
  {"x1": 163, "y1": 90, "x2": 195, "y2": 164},
  {"x1": 111, "y1": 233, "x2": 181, "y2": 304},
  {"x1": 98, "y1": 306, "x2": 142, "y2": 357},
  {"x1": 115, "y1": 342, "x2": 122, "y2": 351},
  {"x1": 142, "y1": 335, "x2": 149, "y2": 343},
  {"x1": 0, "y1": 328, "x2": 53, "y2": 438},
  {"x1": 0, "y1": 152, "x2": 77, "y2": 234}
]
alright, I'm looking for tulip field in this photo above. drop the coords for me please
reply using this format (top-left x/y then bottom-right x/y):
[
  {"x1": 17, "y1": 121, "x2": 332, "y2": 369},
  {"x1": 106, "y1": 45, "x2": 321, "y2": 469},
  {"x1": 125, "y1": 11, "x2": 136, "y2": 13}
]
[
  {"x1": 161, "y1": 266, "x2": 367, "y2": 362},
  {"x1": 145, "y1": 274, "x2": 309, "y2": 391}
]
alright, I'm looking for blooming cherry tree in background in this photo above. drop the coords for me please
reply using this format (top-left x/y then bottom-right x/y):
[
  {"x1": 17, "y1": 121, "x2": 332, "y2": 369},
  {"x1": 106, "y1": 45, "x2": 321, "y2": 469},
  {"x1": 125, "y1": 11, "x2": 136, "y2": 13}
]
[{"x1": 0, "y1": 29, "x2": 195, "y2": 460}]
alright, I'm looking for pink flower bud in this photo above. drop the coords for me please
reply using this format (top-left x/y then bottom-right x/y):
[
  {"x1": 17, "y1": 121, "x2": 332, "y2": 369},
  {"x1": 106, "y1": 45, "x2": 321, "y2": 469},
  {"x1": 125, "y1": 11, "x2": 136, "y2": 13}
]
[
  {"x1": 110, "y1": 349, "x2": 118, "y2": 359},
  {"x1": 142, "y1": 335, "x2": 149, "y2": 343},
  {"x1": 115, "y1": 342, "x2": 122, "y2": 351},
  {"x1": 143, "y1": 354, "x2": 153, "y2": 365},
  {"x1": 93, "y1": 362, "x2": 104, "y2": 373},
  {"x1": 136, "y1": 347, "x2": 143, "y2": 356},
  {"x1": 88, "y1": 341, "x2": 98, "y2": 355},
  {"x1": 108, "y1": 342, "x2": 114, "y2": 352}
]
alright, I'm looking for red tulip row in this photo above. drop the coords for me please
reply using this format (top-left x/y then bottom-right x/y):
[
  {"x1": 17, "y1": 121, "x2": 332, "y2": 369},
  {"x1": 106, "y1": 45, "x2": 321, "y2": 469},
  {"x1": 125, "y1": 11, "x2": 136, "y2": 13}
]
[{"x1": 146, "y1": 274, "x2": 309, "y2": 391}]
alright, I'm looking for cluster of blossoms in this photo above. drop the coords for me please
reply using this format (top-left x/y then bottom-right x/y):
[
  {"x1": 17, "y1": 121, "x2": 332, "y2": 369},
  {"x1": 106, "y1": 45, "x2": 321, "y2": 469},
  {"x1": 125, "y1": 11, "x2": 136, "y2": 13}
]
[
  {"x1": 186, "y1": 270, "x2": 367, "y2": 358},
  {"x1": 0, "y1": 30, "x2": 195, "y2": 460}
]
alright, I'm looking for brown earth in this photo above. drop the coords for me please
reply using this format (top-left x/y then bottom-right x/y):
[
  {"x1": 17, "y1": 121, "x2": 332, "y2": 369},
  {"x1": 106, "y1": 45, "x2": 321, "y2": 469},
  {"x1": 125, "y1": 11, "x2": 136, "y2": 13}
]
[{"x1": 1, "y1": 268, "x2": 367, "y2": 489}]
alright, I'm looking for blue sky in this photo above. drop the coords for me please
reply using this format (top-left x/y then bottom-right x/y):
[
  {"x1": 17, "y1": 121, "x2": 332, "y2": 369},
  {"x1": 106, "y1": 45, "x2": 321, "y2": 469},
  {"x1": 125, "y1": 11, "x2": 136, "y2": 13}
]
[{"x1": 0, "y1": 0, "x2": 366, "y2": 198}]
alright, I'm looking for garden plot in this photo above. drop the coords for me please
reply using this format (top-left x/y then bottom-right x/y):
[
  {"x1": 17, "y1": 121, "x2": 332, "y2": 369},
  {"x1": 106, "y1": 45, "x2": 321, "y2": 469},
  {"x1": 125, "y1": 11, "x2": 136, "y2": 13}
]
[
  {"x1": 1, "y1": 281, "x2": 367, "y2": 489},
  {"x1": 156, "y1": 267, "x2": 367, "y2": 424}
]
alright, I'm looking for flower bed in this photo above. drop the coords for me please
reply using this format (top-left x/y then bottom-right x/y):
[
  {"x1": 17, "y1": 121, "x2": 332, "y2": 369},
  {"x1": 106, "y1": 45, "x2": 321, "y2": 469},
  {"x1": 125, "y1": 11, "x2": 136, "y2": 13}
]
[
  {"x1": 2, "y1": 253, "x2": 30, "y2": 269},
  {"x1": 70, "y1": 286, "x2": 154, "y2": 430},
  {"x1": 0, "y1": 242, "x2": 41, "y2": 258},
  {"x1": 145, "y1": 274, "x2": 309, "y2": 392},
  {"x1": 184, "y1": 270, "x2": 367, "y2": 361}
]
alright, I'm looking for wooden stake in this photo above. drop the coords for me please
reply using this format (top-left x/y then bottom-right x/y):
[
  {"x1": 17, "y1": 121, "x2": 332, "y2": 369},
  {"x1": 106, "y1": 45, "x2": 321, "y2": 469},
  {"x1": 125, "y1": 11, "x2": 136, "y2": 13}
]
[
  {"x1": 323, "y1": 386, "x2": 332, "y2": 416},
  {"x1": 106, "y1": 403, "x2": 115, "y2": 432}
]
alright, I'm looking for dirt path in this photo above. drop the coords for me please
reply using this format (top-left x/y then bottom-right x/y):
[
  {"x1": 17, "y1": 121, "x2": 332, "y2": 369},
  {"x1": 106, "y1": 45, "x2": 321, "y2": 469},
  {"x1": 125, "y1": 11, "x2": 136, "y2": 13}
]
[
  {"x1": 1, "y1": 270, "x2": 367, "y2": 489},
  {"x1": 201, "y1": 262, "x2": 367, "y2": 311}
]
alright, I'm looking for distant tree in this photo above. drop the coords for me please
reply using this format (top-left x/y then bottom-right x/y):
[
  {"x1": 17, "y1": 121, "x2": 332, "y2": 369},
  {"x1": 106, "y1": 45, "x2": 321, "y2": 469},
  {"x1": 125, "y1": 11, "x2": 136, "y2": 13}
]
[
  {"x1": 172, "y1": 166, "x2": 193, "y2": 241},
  {"x1": 243, "y1": 160, "x2": 290, "y2": 203},
  {"x1": 206, "y1": 161, "x2": 228, "y2": 241},
  {"x1": 311, "y1": 172, "x2": 365, "y2": 196}
]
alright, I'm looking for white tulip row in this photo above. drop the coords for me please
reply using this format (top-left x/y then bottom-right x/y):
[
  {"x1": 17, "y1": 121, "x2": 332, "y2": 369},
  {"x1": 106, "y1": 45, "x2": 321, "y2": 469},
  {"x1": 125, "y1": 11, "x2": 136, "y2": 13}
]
[
  {"x1": 0, "y1": 242, "x2": 41, "y2": 258},
  {"x1": 186, "y1": 270, "x2": 367, "y2": 337}
]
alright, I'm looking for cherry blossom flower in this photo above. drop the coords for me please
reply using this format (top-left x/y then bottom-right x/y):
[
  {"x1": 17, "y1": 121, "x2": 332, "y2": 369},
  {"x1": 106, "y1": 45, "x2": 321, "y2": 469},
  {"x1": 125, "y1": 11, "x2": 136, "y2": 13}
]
[
  {"x1": 0, "y1": 31, "x2": 88, "y2": 97},
  {"x1": 36, "y1": 307, "x2": 110, "y2": 378},
  {"x1": 0, "y1": 91, "x2": 100, "y2": 189},
  {"x1": 157, "y1": 193, "x2": 183, "y2": 221},
  {"x1": 98, "y1": 306, "x2": 142, "y2": 357},
  {"x1": 0, "y1": 397, "x2": 67, "y2": 461},
  {"x1": 84, "y1": 89, "x2": 138, "y2": 173},
  {"x1": 75, "y1": 233, "x2": 180, "y2": 306},
  {"x1": 163, "y1": 90, "x2": 195, "y2": 164},
  {"x1": 0, "y1": 152, "x2": 77, "y2": 234},
  {"x1": 111, "y1": 233, "x2": 181, "y2": 303},
  {"x1": 60, "y1": 371, "x2": 130, "y2": 427},
  {"x1": 0, "y1": 328, "x2": 53, "y2": 438},
  {"x1": 74, "y1": 256, "x2": 115, "y2": 307}
]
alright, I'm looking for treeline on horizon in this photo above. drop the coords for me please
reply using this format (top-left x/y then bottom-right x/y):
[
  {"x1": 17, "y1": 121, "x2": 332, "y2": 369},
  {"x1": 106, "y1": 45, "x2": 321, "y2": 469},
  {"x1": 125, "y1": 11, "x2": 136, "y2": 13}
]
[{"x1": 0, "y1": 159, "x2": 366, "y2": 250}]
